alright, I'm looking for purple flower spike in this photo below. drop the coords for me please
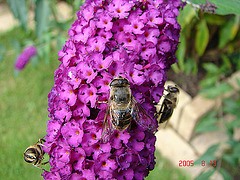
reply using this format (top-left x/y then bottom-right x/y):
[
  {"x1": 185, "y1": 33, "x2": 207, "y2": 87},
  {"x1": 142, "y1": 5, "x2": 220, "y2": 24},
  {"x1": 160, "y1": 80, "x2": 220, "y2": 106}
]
[
  {"x1": 43, "y1": 0, "x2": 184, "y2": 179},
  {"x1": 15, "y1": 46, "x2": 37, "y2": 70}
]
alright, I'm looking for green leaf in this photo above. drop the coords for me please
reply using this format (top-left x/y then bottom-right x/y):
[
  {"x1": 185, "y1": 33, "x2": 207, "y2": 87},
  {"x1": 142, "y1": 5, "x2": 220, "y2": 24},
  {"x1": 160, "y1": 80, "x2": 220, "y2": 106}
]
[
  {"x1": 223, "y1": 98, "x2": 239, "y2": 116},
  {"x1": 223, "y1": 154, "x2": 238, "y2": 166},
  {"x1": 35, "y1": 0, "x2": 51, "y2": 39},
  {"x1": 219, "y1": 16, "x2": 239, "y2": 49},
  {"x1": 195, "y1": 19, "x2": 209, "y2": 56},
  {"x1": 200, "y1": 82, "x2": 233, "y2": 99},
  {"x1": 0, "y1": 44, "x2": 6, "y2": 63},
  {"x1": 200, "y1": 76, "x2": 219, "y2": 87},
  {"x1": 194, "y1": 144, "x2": 219, "y2": 165},
  {"x1": 219, "y1": 168, "x2": 233, "y2": 180},
  {"x1": 233, "y1": 143, "x2": 240, "y2": 157},
  {"x1": 211, "y1": 0, "x2": 240, "y2": 15},
  {"x1": 195, "y1": 111, "x2": 219, "y2": 133},
  {"x1": 190, "y1": 0, "x2": 240, "y2": 15},
  {"x1": 203, "y1": 63, "x2": 219, "y2": 75},
  {"x1": 204, "y1": 14, "x2": 226, "y2": 25},
  {"x1": 195, "y1": 170, "x2": 215, "y2": 180},
  {"x1": 7, "y1": 0, "x2": 28, "y2": 30},
  {"x1": 184, "y1": 57, "x2": 198, "y2": 75},
  {"x1": 236, "y1": 78, "x2": 240, "y2": 88},
  {"x1": 176, "y1": 33, "x2": 187, "y2": 72},
  {"x1": 178, "y1": 4, "x2": 196, "y2": 30}
]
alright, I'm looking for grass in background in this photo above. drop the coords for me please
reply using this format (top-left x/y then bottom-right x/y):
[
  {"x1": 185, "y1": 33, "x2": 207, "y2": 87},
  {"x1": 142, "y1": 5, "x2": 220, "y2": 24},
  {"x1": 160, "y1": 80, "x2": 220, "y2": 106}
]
[
  {"x1": 0, "y1": 27, "x2": 190, "y2": 180},
  {"x1": 0, "y1": 27, "x2": 60, "y2": 180}
]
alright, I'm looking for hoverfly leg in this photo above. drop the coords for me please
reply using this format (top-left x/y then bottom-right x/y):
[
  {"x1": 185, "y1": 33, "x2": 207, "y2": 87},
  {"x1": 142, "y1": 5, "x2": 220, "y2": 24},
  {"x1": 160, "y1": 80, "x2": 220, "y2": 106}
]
[
  {"x1": 96, "y1": 100, "x2": 108, "y2": 104},
  {"x1": 37, "y1": 138, "x2": 48, "y2": 148}
]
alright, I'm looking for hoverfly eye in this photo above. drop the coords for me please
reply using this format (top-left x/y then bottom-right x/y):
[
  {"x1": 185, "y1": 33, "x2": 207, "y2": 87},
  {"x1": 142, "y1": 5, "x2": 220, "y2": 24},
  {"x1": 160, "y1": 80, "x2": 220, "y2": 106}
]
[{"x1": 169, "y1": 86, "x2": 179, "y2": 93}]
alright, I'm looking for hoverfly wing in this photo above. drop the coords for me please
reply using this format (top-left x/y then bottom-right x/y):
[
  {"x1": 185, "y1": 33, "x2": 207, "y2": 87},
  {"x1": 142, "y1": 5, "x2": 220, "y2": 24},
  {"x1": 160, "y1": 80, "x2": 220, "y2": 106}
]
[
  {"x1": 101, "y1": 102, "x2": 115, "y2": 142},
  {"x1": 131, "y1": 97, "x2": 157, "y2": 133}
]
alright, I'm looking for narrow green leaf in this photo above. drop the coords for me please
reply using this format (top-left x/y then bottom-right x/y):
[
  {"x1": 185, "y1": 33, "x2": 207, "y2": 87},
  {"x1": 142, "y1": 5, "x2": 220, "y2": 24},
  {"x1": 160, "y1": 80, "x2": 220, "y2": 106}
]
[
  {"x1": 219, "y1": 168, "x2": 233, "y2": 180},
  {"x1": 176, "y1": 33, "x2": 186, "y2": 72},
  {"x1": 195, "y1": 170, "x2": 215, "y2": 180},
  {"x1": 7, "y1": 0, "x2": 18, "y2": 18},
  {"x1": 219, "y1": 16, "x2": 239, "y2": 49},
  {"x1": 195, "y1": 19, "x2": 209, "y2": 56},
  {"x1": 35, "y1": 0, "x2": 51, "y2": 39},
  {"x1": 7, "y1": 0, "x2": 28, "y2": 30}
]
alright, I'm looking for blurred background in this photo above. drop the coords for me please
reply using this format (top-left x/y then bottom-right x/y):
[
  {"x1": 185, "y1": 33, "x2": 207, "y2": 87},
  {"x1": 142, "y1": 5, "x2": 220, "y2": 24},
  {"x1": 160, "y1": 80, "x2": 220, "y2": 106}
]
[{"x1": 0, "y1": 0, "x2": 239, "y2": 179}]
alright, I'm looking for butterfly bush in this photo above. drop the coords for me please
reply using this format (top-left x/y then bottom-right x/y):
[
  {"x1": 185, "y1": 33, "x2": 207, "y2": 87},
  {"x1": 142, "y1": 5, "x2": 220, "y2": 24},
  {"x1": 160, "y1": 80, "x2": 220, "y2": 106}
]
[
  {"x1": 43, "y1": 0, "x2": 183, "y2": 179},
  {"x1": 15, "y1": 46, "x2": 37, "y2": 70}
]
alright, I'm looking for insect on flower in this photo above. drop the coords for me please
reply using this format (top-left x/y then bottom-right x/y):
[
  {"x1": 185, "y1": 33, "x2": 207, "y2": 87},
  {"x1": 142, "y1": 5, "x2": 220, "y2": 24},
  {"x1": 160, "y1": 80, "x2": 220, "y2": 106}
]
[
  {"x1": 99, "y1": 76, "x2": 157, "y2": 141},
  {"x1": 23, "y1": 138, "x2": 48, "y2": 170},
  {"x1": 157, "y1": 85, "x2": 179, "y2": 127}
]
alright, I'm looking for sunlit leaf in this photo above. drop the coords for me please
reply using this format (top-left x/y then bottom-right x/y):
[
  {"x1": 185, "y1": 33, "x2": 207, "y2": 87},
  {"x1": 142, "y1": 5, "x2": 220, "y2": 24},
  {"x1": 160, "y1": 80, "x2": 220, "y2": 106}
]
[
  {"x1": 178, "y1": 4, "x2": 196, "y2": 29},
  {"x1": 204, "y1": 14, "x2": 226, "y2": 25},
  {"x1": 195, "y1": 19, "x2": 209, "y2": 56},
  {"x1": 219, "y1": 16, "x2": 239, "y2": 49}
]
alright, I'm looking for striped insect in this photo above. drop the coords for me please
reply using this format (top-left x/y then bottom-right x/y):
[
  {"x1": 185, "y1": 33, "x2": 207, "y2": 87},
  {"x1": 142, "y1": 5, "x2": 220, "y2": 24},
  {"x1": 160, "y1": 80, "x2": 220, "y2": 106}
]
[
  {"x1": 23, "y1": 138, "x2": 48, "y2": 169},
  {"x1": 157, "y1": 85, "x2": 179, "y2": 126}
]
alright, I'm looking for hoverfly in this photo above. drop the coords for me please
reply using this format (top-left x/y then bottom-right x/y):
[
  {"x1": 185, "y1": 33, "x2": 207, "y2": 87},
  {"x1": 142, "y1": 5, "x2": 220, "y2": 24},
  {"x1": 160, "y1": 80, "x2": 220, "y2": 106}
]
[
  {"x1": 157, "y1": 85, "x2": 179, "y2": 126},
  {"x1": 23, "y1": 138, "x2": 48, "y2": 170},
  {"x1": 99, "y1": 76, "x2": 157, "y2": 141}
]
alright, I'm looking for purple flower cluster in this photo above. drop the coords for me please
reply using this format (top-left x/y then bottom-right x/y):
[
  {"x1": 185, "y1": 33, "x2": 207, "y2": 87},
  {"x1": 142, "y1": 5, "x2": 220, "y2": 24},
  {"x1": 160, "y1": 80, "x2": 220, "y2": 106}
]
[
  {"x1": 15, "y1": 46, "x2": 37, "y2": 70},
  {"x1": 43, "y1": 0, "x2": 183, "y2": 179}
]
